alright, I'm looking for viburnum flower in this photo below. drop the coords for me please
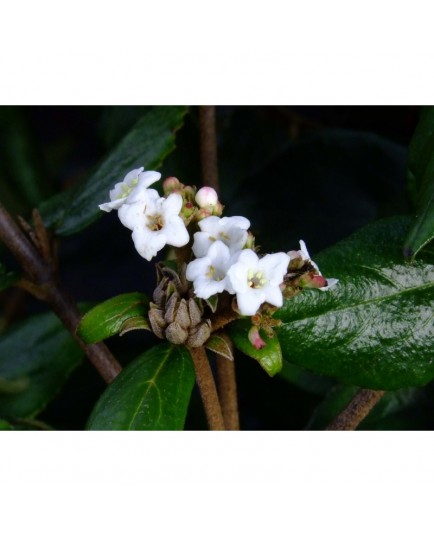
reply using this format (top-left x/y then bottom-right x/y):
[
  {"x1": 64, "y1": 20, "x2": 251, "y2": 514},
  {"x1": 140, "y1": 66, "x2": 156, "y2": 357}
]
[
  {"x1": 186, "y1": 241, "x2": 235, "y2": 299},
  {"x1": 227, "y1": 249, "x2": 290, "y2": 316},
  {"x1": 288, "y1": 239, "x2": 338, "y2": 291},
  {"x1": 98, "y1": 168, "x2": 161, "y2": 212},
  {"x1": 122, "y1": 193, "x2": 189, "y2": 261},
  {"x1": 192, "y1": 215, "x2": 251, "y2": 258}
]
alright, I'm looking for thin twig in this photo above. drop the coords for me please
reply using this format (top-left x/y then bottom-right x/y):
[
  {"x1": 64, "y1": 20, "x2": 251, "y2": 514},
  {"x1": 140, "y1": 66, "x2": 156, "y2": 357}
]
[
  {"x1": 325, "y1": 389, "x2": 385, "y2": 431},
  {"x1": 188, "y1": 346, "x2": 225, "y2": 430},
  {"x1": 0, "y1": 203, "x2": 122, "y2": 384},
  {"x1": 199, "y1": 106, "x2": 219, "y2": 192}
]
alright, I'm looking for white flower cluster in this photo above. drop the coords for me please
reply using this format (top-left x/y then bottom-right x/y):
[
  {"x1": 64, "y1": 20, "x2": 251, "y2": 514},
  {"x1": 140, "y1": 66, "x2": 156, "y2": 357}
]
[
  {"x1": 186, "y1": 215, "x2": 290, "y2": 316},
  {"x1": 99, "y1": 168, "x2": 338, "y2": 318},
  {"x1": 99, "y1": 168, "x2": 189, "y2": 261}
]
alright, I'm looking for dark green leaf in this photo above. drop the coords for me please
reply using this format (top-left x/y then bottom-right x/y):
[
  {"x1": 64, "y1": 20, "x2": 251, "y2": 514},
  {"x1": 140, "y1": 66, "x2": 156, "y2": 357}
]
[
  {"x1": 276, "y1": 216, "x2": 434, "y2": 390},
  {"x1": 77, "y1": 292, "x2": 150, "y2": 344},
  {"x1": 278, "y1": 361, "x2": 336, "y2": 396},
  {"x1": 0, "y1": 107, "x2": 53, "y2": 212},
  {"x1": 87, "y1": 343, "x2": 195, "y2": 430},
  {"x1": 0, "y1": 263, "x2": 18, "y2": 292},
  {"x1": 0, "y1": 419, "x2": 13, "y2": 430},
  {"x1": 39, "y1": 106, "x2": 189, "y2": 236},
  {"x1": 0, "y1": 311, "x2": 84, "y2": 419},
  {"x1": 229, "y1": 319, "x2": 282, "y2": 376},
  {"x1": 404, "y1": 107, "x2": 434, "y2": 259}
]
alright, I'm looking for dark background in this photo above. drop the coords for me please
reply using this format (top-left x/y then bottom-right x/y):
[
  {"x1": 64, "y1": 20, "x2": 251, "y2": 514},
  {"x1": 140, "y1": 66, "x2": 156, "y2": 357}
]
[{"x1": 0, "y1": 106, "x2": 422, "y2": 429}]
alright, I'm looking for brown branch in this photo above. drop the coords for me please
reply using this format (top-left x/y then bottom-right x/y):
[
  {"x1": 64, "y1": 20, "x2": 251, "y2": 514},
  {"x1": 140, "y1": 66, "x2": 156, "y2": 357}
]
[
  {"x1": 188, "y1": 346, "x2": 225, "y2": 430},
  {"x1": 325, "y1": 389, "x2": 385, "y2": 431},
  {"x1": 199, "y1": 106, "x2": 219, "y2": 192},
  {"x1": 0, "y1": 203, "x2": 122, "y2": 384},
  {"x1": 216, "y1": 355, "x2": 239, "y2": 430},
  {"x1": 199, "y1": 105, "x2": 240, "y2": 429}
]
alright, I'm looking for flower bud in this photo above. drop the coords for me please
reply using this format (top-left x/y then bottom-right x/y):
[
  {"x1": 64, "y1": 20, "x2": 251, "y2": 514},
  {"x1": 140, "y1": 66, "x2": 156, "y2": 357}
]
[
  {"x1": 248, "y1": 326, "x2": 266, "y2": 350},
  {"x1": 195, "y1": 186, "x2": 218, "y2": 208},
  {"x1": 163, "y1": 176, "x2": 181, "y2": 195},
  {"x1": 196, "y1": 207, "x2": 213, "y2": 221},
  {"x1": 212, "y1": 201, "x2": 224, "y2": 216},
  {"x1": 182, "y1": 185, "x2": 196, "y2": 203}
]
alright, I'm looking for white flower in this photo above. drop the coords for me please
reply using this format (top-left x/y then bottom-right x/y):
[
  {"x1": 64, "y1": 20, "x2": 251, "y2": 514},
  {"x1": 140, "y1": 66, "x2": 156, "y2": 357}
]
[
  {"x1": 195, "y1": 186, "x2": 218, "y2": 208},
  {"x1": 123, "y1": 193, "x2": 189, "y2": 261},
  {"x1": 99, "y1": 168, "x2": 161, "y2": 212},
  {"x1": 192, "y1": 215, "x2": 251, "y2": 258},
  {"x1": 227, "y1": 249, "x2": 290, "y2": 316},
  {"x1": 288, "y1": 239, "x2": 338, "y2": 291},
  {"x1": 186, "y1": 241, "x2": 235, "y2": 299}
]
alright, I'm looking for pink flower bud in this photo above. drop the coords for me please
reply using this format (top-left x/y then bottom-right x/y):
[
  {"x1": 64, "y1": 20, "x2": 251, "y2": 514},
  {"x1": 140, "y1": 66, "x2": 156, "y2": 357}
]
[
  {"x1": 195, "y1": 186, "x2": 218, "y2": 208},
  {"x1": 248, "y1": 326, "x2": 266, "y2": 350},
  {"x1": 163, "y1": 176, "x2": 181, "y2": 195},
  {"x1": 212, "y1": 201, "x2": 224, "y2": 216}
]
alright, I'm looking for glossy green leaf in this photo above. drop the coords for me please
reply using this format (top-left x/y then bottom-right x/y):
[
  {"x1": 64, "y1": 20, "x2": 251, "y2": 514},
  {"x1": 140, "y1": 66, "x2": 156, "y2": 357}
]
[
  {"x1": 276, "y1": 216, "x2": 434, "y2": 390},
  {"x1": 404, "y1": 107, "x2": 434, "y2": 259},
  {"x1": 0, "y1": 311, "x2": 84, "y2": 418},
  {"x1": 87, "y1": 343, "x2": 195, "y2": 430},
  {"x1": 229, "y1": 319, "x2": 282, "y2": 376},
  {"x1": 0, "y1": 263, "x2": 18, "y2": 292},
  {"x1": 77, "y1": 292, "x2": 150, "y2": 344},
  {"x1": 39, "y1": 106, "x2": 189, "y2": 236}
]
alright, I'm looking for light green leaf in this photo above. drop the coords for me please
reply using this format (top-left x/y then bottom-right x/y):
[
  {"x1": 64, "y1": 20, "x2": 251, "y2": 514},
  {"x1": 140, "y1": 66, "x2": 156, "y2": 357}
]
[
  {"x1": 77, "y1": 292, "x2": 150, "y2": 344},
  {"x1": 229, "y1": 319, "x2": 282, "y2": 376},
  {"x1": 87, "y1": 343, "x2": 195, "y2": 430}
]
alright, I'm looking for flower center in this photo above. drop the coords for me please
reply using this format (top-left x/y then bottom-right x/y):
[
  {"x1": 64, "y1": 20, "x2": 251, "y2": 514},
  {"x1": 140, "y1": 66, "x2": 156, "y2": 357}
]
[
  {"x1": 147, "y1": 213, "x2": 164, "y2": 231},
  {"x1": 247, "y1": 269, "x2": 267, "y2": 289},
  {"x1": 206, "y1": 264, "x2": 225, "y2": 281},
  {"x1": 116, "y1": 178, "x2": 139, "y2": 199}
]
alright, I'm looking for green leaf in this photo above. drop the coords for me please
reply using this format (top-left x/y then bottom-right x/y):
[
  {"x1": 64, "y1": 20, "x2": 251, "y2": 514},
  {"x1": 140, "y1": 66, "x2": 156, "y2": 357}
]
[
  {"x1": 0, "y1": 263, "x2": 18, "y2": 292},
  {"x1": 39, "y1": 106, "x2": 188, "y2": 236},
  {"x1": 77, "y1": 292, "x2": 150, "y2": 344},
  {"x1": 87, "y1": 343, "x2": 195, "y2": 430},
  {"x1": 229, "y1": 319, "x2": 282, "y2": 376},
  {"x1": 276, "y1": 216, "x2": 434, "y2": 390},
  {"x1": 278, "y1": 361, "x2": 336, "y2": 396},
  {"x1": 404, "y1": 107, "x2": 434, "y2": 259},
  {"x1": 0, "y1": 108, "x2": 53, "y2": 211},
  {"x1": 0, "y1": 311, "x2": 84, "y2": 419},
  {"x1": 0, "y1": 419, "x2": 13, "y2": 430}
]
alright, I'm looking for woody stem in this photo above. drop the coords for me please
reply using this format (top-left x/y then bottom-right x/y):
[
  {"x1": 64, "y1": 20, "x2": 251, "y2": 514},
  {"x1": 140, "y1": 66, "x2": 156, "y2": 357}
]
[{"x1": 188, "y1": 346, "x2": 225, "y2": 430}]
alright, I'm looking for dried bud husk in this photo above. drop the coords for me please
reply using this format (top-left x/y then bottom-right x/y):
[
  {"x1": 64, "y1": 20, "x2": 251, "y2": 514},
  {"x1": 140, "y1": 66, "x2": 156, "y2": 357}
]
[{"x1": 149, "y1": 263, "x2": 211, "y2": 346}]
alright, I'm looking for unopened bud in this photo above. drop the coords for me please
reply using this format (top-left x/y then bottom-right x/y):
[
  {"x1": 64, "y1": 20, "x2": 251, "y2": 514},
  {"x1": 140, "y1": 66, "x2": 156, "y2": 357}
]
[
  {"x1": 245, "y1": 231, "x2": 255, "y2": 250},
  {"x1": 163, "y1": 176, "x2": 181, "y2": 195},
  {"x1": 195, "y1": 186, "x2": 218, "y2": 208},
  {"x1": 181, "y1": 201, "x2": 196, "y2": 222},
  {"x1": 196, "y1": 207, "x2": 213, "y2": 221},
  {"x1": 182, "y1": 185, "x2": 196, "y2": 202},
  {"x1": 248, "y1": 326, "x2": 266, "y2": 350},
  {"x1": 212, "y1": 201, "x2": 224, "y2": 216}
]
